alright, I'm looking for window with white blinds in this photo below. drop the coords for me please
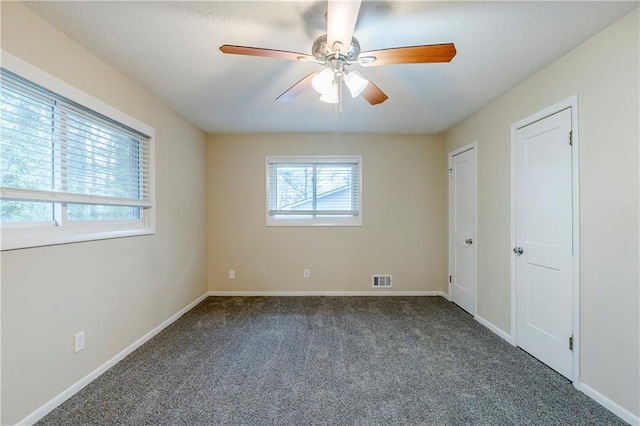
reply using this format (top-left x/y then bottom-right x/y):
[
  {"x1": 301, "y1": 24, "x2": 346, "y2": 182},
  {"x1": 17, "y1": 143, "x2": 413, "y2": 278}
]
[
  {"x1": 0, "y1": 58, "x2": 155, "y2": 250},
  {"x1": 266, "y1": 156, "x2": 362, "y2": 226}
]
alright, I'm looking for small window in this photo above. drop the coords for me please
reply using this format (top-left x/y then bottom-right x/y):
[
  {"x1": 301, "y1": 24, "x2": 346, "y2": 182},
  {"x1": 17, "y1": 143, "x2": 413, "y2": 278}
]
[
  {"x1": 266, "y1": 155, "x2": 362, "y2": 226},
  {"x1": 1, "y1": 55, "x2": 155, "y2": 250}
]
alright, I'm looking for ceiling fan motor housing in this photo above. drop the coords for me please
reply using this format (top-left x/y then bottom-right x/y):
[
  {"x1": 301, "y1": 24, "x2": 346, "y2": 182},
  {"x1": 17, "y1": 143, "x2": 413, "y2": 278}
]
[{"x1": 312, "y1": 34, "x2": 361, "y2": 64}]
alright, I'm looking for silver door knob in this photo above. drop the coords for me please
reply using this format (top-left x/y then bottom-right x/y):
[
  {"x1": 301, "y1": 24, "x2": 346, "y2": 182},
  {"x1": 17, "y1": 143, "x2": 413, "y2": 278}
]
[
  {"x1": 465, "y1": 238, "x2": 473, "y2": 245},
  {"x1": 513, "y1": 246, "x2": 524, "y2": 256}
]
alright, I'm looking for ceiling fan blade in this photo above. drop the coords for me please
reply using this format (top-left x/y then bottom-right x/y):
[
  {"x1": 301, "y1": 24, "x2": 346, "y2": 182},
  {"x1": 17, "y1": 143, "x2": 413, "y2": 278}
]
[
  {"x1": 359, "y1": 43, "x2": 457, "y2": 67},
  {"x1": 350, "y1": 71, "x2": 388, "y2": 105},
  {"x1": 220, "y1": 45, "x2": 313, "y2": 61},
  {"x1": 327, "y1": 0, "x2": 362, "y2": 52},
  {"x1": 276, "y1": 72, "x2": 318, "y2": 102}
]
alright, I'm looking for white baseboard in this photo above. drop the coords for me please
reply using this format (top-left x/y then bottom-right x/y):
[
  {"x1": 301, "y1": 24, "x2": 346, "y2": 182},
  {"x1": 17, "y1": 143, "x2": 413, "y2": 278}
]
[
  {"x1": 473, "y1": 314, "x2": 639, "y2": 425},
  {"x1": 17, "y1": 292, "x2": 210, "y2": 426},
  {"x1": 577, "y1": 382, "x2": 639, "y2": 425},
  {"x1": 208, "y1": 290, "x2": 448, "y2": 297},
  {"x1": 474, "y1": 314, "x2": 513, "y2": 344}
]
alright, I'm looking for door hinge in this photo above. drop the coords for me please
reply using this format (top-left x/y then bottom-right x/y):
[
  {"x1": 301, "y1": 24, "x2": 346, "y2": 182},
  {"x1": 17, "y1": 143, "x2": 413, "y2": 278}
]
[
  {"x1": 449, "y1": 168, "x2": 453, "y2": 177},
  {"x1": 449, "y1": 275, "x2": 452, "y2": 283},
  {"x1": 569, "y1": 131, "x2": 573, "y2": 146},
  {"x1": 569, "y1": 335, "x2": 573, "y2": 351}
]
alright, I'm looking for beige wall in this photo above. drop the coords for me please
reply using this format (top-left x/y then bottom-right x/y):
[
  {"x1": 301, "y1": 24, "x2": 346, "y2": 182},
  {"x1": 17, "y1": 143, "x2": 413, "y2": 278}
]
[
  {"x1": 207, "y1": 133, "x2": 445, "y2": 294},
  {"x1": 0, "y1": 3, "x2": 208, "y2": 424},
  {"x1": 444, "y1": 9, "x2": 639, "y2": 417}
]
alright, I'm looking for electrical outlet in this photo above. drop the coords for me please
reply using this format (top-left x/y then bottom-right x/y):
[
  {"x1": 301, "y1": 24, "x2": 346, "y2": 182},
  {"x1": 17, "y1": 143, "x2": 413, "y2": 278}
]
[
  {"x1": 74, "y1": 331, "x2": 85, "y2": 353},
  {"x1": 303, "y1": 269, "x2": 310, "y2": 278},
  {"x1": 229, "y1": 270, "x2": 235, "y2": 279}
]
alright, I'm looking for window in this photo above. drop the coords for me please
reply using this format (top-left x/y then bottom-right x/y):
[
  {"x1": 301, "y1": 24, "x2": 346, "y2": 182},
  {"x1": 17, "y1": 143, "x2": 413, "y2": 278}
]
[
  {"x1": 0, "y1": 54, "x2": 155, "y2": 250},
  {"x1": 266, "y1": 155, "x2": 362, "y2": 226}
]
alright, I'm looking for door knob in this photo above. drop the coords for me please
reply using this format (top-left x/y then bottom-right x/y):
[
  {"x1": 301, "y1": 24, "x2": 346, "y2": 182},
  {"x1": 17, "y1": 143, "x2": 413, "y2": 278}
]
[
  {"x1": 513, "y1": 246, "x2": 524, "y2": 256},
  {"x1": 465, "y1": 238, "x2": 473, "y2": 245}
]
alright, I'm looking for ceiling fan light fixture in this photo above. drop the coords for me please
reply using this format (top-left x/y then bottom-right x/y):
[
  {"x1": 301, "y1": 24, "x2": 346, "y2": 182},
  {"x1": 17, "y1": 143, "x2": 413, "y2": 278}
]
[
  {"x1": 345, "y1": 71, "x2": 369, "y2": 98},
  {"x1": 319, "y1": 83, "x2": 339, "y2": 104},
  {"x1": 312, "y1": 68, "x2": 335, "y2": 94}
]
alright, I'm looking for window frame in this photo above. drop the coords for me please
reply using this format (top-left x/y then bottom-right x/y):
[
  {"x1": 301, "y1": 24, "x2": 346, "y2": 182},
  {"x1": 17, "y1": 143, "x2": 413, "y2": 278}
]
[
  {"x1": 265, "y1": 155, "x2": 362, "y2": 227},
  {"x1": 0, "y1": 51, "x2": 155, "y2": 251}
]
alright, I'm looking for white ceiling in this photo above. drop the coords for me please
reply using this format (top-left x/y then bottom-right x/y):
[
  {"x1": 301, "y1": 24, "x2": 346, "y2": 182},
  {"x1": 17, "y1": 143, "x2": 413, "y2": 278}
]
[{"x1": 25, "y1": 1, "x2": 638, "y2": 134}]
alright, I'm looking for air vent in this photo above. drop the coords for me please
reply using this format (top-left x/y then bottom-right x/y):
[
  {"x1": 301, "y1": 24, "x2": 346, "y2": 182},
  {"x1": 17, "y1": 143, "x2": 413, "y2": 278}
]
[{"x1": 372, "y1": 275, "x2": 392, "y2": 288}]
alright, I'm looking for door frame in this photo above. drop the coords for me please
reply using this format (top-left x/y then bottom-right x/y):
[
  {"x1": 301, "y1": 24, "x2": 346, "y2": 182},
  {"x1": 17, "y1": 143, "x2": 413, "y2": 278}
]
[
  {"x1": 509, "y1": 95, "x2": 580, "y2": 385},
  {"x1": 448, "y1": 141, "x2": 478, "y2": 315}
]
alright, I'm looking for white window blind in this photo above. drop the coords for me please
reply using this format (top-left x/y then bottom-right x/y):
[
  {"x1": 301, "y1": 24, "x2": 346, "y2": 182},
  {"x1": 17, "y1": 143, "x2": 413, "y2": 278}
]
[
  {"x1": 0, "y1": 69, "x2": 151, "y2": 210},
  {"x1": 266, "y1": 156, "x2": 362, "y2": 226}
]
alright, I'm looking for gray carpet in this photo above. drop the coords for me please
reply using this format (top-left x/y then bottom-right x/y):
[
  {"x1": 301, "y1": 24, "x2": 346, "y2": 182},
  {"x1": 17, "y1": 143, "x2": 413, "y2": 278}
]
[{"x1": 39, "y1": 296, "x2": 624, "y2": 425}]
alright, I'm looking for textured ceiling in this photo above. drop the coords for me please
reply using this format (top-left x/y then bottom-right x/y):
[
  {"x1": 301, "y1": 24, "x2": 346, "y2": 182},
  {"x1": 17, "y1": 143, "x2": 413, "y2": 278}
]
[{"x1": 25, "y1": 1, "x2": 638, "y2": 134}]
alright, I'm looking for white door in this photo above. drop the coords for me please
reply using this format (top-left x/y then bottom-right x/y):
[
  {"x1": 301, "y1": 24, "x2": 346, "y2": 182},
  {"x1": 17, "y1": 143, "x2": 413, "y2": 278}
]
[
  {"x1": 515, "y1": 108, "x2": 573, "y2": 379},
  {"x1": 449, "y1": 146, "x2": 476, "y2": 315}
]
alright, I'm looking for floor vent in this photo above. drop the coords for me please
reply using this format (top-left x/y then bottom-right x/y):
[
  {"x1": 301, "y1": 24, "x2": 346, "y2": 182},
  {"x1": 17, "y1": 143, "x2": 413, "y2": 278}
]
[{"x1": 372, "y1": 275, "x2": 392, "y2": 288}]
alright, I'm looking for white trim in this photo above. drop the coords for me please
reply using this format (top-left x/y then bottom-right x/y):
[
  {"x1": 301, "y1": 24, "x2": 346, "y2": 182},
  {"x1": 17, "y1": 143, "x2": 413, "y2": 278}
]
[
  {"x1": 577, "y1": 383, "x2": 639, "y2": 426},
  {"x1": 266, "y1": 217, "x2": 363, "y2": 227},
  {"x1": 474, "y1": 314, "x2": 513, "y2": 343},
  {"x1": 509, "y1": 95, "x2": 580, "y2": 382},
  {"x1": 16, "y1": 292, "x2": 209, "y2": 426},
  {"x1": 266, "y1": 155, "x2": 361, "y2": 165},
  {"x1": 447, "y1": 141, "x2": 478, "y2": 315},
  {"x1": 207, "y1": 291, "x2": 448, "y2": 297},
  {"x1": 1, "y1": 225, "x2": 153, "y2": 252},
  {"x1": 448, "y1": 143, "x2": 476, "y2": 158}
]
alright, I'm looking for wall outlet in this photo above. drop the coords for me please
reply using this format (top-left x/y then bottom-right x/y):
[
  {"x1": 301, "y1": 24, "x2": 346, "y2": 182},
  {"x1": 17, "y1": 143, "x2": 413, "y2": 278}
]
[
  {"x1": 229, "y1": 270, "x2": 235, "y2": 279},
  {"x1": 303, "y1": 269, "x2": 310, "y2": 278},
  {"x1": 74, "y1": 331, "x2": 85, "y2": 353}
]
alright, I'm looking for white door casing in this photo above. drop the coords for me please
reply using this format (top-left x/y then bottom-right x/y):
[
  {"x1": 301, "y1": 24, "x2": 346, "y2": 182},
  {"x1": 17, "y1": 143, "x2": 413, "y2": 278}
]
[
  {"x1": 449, "y1": 144, "x2": 476, "y2": 315},
  {"x1": 514, "y1": 107, "x2": 573, "y2": 379}
]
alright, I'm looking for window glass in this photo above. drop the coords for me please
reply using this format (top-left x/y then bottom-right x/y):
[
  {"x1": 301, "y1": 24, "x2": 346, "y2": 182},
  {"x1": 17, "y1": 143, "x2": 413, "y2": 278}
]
[
  {"x1": 275, "y1": 165, "x2": 314, "y2": 210},
  {"x1": 0, "y1": 85, "x2": 54, "y2": 193},
  {"x1": 0, "y1": 200, "x2": 53, "y2": 223},
  {"x1": 67, "y1": 204, "x2": 140, "y2": 221}
]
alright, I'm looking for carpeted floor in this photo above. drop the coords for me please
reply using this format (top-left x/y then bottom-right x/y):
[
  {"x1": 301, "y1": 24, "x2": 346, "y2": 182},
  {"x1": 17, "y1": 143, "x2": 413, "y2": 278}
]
[{"x1": 39, "y1": 296, "x2": 624, "y2": 425}]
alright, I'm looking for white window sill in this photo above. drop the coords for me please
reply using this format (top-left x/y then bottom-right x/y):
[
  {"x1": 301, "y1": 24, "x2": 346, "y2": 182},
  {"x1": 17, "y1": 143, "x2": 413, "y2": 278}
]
[
  {"x1": 0, "y1": 225, "x2": 155, "y2": 251},
  {"x1": 266, "y1": 216, "x2": 362, "y2": 227}
]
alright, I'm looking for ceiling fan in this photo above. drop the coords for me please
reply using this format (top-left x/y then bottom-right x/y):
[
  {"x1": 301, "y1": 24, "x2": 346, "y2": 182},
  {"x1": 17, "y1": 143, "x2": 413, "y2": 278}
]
[{"x1": 219, "y1": 0, "x2": 456, "y2": 108}]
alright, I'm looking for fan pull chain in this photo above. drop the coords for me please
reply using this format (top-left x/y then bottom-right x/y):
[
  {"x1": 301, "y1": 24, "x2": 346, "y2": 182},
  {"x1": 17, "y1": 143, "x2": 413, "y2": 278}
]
[{"x1": 339, "y1": 74, "x2": 343, "y2": 113}]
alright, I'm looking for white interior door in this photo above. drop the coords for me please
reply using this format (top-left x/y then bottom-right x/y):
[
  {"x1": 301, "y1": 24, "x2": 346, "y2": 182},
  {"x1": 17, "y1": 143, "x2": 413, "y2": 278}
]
[
  {"x1": 515, "y1": 108, "x2": 573, "y2": 379},
  {"x1": 449, "y1": 146, "x2": 476, "y2": 315}
]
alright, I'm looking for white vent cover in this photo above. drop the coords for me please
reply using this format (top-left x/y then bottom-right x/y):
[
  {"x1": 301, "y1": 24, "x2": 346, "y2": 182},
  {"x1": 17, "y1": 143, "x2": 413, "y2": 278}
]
[{"x1": 372, "y1": 275, "x2": 392, "y2": 288}]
